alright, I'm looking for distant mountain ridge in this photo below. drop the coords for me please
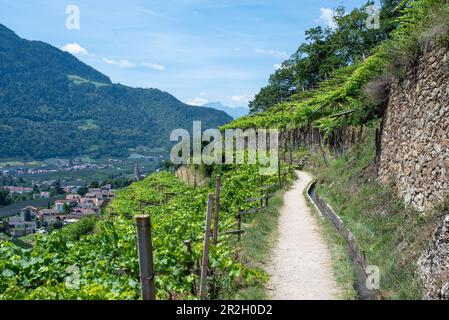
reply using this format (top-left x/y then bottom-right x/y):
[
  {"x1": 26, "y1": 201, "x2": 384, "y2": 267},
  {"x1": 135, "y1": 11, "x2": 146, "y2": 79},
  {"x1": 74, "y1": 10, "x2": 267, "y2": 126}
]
[
  {"x1": 0, "y1": 24, "x2": 232, "y2": 159},
  {"x1": 202, "y1": 102, "x2": 248, "y2": 119}
]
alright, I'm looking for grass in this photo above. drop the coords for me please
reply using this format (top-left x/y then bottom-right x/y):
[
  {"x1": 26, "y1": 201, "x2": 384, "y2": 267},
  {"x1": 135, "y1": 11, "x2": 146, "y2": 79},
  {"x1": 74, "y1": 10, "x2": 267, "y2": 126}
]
[
  {"x1": 17, "y1": 233, "x2": 36, "y2": 246},
  {"x1": 77, "y1": 120, "x2": 99, "y2": 131},
  {"x1": 0, "y1": 233, "x2": 33, "y2": 249},
  {"x1": 233, "y1": 190, "x2": 284, "y2": 300},
  {"x1": 68, "y1": 75, "x2": 110, "y2": 88},
  {"x1": 0, "y1": 160, "x2": 45, "y2": 168},
  {"x1": 235, "y1": 171, "x2": 358, "y2": 300},
  {"x1": 309, "y1": 128, "x2": 447, "y2": 300},
  {"x1": 303, "y1": 182, "x2": 358, "y2": 300}
]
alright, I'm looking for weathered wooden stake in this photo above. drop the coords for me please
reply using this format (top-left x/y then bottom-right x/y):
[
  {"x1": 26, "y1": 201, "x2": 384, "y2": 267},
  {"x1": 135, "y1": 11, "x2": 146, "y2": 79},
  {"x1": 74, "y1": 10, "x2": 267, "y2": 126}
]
[
  {"x1": 237, "y1": 214, "x2": 242, "y2": 242},
  {"x1": 213, "y1": 176, "x2": 221, "y2": 245},
  {"x1": 135, "y1": 215, "x2": 156, "y2": 300},
  {"x1": 199, "y1": 194, "x2": 214, "y2": 300},
  {"x1": 184, "y1": 240, "x2": 197, "y2": 295},
  {"x1": 259, "y1": 175, "x2": 264, "y2": 208}
]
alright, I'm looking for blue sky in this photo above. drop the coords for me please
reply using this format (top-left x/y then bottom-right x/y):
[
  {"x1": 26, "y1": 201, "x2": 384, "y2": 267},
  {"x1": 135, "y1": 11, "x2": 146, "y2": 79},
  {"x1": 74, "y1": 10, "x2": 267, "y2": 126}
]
[{"x1": 0, "y1": 0, "x2": 374, "y2": 108}]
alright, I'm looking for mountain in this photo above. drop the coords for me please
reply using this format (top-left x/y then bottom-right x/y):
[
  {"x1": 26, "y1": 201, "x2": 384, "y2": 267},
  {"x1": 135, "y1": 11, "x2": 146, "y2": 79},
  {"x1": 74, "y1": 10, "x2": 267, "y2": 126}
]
[
  {"x1": 0, "y1": 24, "x2": 232, "y2": 159},
  {"x1": 203, "y1": 102, "x2": 248, "y2": 119}
]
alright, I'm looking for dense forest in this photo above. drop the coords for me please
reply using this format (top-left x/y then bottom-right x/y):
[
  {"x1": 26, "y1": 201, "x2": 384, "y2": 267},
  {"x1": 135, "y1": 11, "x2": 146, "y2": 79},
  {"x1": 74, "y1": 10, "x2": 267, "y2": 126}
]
[{"x1": 0, "y1": 24, "x2": 232, "y2": 160}]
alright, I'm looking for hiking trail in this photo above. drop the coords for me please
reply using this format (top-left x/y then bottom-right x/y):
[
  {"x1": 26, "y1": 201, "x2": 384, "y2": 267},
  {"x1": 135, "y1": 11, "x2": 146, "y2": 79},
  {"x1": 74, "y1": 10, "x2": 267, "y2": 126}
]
[{"x1": 266, "y1": 171, "x2": 341, "y2": 300}]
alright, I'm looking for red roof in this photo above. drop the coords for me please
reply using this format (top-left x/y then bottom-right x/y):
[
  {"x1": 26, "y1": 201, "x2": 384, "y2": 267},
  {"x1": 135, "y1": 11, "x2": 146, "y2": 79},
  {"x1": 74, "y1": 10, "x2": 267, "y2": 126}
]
[{"x1": 2, "y1": 186, "x2": 33, "y2": 192}]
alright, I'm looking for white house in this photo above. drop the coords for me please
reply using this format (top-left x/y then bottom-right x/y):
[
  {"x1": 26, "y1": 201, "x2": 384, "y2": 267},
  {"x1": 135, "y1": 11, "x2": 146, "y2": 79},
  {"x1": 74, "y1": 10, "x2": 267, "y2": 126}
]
[{"x1": 8, "y1": 206, "x2": 38, "y2": 237}]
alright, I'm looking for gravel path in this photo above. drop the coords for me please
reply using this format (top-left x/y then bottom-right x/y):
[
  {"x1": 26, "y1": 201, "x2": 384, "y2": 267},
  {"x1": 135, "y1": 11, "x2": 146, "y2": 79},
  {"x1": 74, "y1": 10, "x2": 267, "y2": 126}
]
[{"x1": 266, "y1": 171, "x2": 341, "y2": 300}]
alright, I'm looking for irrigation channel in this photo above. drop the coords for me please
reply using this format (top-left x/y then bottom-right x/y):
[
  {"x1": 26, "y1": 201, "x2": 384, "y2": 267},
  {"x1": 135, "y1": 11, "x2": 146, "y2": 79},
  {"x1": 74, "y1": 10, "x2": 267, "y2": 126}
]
[{"x1": 307, "y1": 179, "x2": 378, "y2": 300}]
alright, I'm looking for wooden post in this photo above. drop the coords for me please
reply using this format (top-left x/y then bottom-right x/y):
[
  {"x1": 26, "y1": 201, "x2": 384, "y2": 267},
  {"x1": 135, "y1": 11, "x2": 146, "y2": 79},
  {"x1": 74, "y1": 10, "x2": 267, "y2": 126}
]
[
  {"x1": 260, "y1": 175, "x2": 264, "y2": 208},
  {"x1": 184, "y1": 240, "x2": 197, "y2": 295},
  {"x1": 213, "y1": 176, "x2": 221, "y2": 245},
  {"x1": 135, "y1": 215, "x2": 156, "y2": 300},
  {"x1": 237, "y1": 214, "x2": 242, "y2": 242},
  {"x1": 199, "y1": 194, "x2": 214, "y2": 300},
  {"x1": 184, "y1": 240, "x2": 193, "y2": 258}
]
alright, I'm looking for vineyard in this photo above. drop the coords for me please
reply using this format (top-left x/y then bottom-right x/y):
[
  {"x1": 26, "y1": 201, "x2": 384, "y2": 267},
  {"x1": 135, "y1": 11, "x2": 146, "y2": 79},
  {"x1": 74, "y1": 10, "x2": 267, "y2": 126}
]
[
  {"x1": 0, "y1": 163, "x2": 292, "y2": 300},
  {"x1": 222, "y1": 0, "x2": 448, "y2": 139}
]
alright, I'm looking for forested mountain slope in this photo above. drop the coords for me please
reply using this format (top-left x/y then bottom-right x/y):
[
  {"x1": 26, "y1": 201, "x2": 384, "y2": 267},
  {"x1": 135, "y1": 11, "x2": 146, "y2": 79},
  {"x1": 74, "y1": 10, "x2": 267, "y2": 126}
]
[{"x1": 0, "y1": 24, "x2": 232, "y2": 159}]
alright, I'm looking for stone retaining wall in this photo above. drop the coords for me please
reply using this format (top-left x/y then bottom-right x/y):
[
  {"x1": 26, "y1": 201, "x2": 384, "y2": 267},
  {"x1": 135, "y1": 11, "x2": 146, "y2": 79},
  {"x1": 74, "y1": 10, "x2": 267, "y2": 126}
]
[{"x1": 378, "y1": 43, "x2": 449, "y2": 210}]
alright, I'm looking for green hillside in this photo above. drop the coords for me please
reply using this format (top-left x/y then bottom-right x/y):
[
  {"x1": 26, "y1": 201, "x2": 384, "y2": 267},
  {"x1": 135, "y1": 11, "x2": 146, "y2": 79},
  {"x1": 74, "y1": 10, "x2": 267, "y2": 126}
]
[{"x1": 0, "y1": 24, "x2": 232, "y2": 159}]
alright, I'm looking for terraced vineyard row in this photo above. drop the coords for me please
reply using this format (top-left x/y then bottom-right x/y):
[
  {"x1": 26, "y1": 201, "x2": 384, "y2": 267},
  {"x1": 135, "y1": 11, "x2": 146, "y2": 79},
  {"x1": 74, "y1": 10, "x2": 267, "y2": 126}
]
[{"x1": 0, "y1": 164, "x2": 290, "y2": 300}]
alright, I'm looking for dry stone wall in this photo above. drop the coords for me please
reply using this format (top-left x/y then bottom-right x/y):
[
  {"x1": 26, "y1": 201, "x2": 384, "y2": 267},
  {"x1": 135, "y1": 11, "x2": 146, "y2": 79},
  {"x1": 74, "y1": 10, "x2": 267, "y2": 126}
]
[{"x1": 378, "y1": 43, "x2": 449, "y2": 210}]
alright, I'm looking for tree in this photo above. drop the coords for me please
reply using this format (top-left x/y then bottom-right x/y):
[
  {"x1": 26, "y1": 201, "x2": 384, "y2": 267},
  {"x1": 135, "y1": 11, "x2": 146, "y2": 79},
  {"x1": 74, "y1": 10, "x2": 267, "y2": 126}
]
[
  {"x1": 249, "y1": 84, "x2": 285, "y2": 113},
  {"x1": 248, "y1": 1, "x2": 404, "y2": 113},
  {"x1": 63, "y1": 203, "x2": 71, "y2": 215},
  {"x1": 24, "y1": 209, "x2": 32, "y2": 222},
  {"x1": 77, "y1": 185, "x2": 88, "y2": 196},
  {"x1": 0, "y1": 189, "x2": 11, "y2": 206},
  {"x1": 89, "y1": 181, "x2": 100, "y2": 189},
  {"x1": 51, "y1": 180, "x2": 64, "y2": 195}
]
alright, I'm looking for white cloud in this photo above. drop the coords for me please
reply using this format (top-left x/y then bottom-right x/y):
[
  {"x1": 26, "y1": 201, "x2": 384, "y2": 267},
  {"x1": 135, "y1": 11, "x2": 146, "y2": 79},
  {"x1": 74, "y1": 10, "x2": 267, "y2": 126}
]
[
  {"x1": 230, "y1": 94, "x2": 253, "y2": 105},
  {"x1": 103, "y1": 58, "x2": 117, "y2": 65},
  {"x1": 119, "y1": 60, "x2": 136, "y2": 68},
  {"x1": 187, "y1": 97, "x2": 208, "y2": 106},
  {"x1": 137, "y1": 8, "x2": 167, "y2": 19},
  {"x1": 62, "y1": 43, "x2": 88, "y2": 55},
  {"x1": 255, "y1": 48, "x2": 288, "y2": 59},
  {"x1": 142, "y1": 62, "x2": 165, "y2": 71},
  {"x1": 319, "y1": 8, "x2": 337, "y2": 30},
  {"x1": 200, "y1": 92, "x2": 208, "y2": 96},
  {"x1": 231, "y1": 95, "x2": 246, "y2": 102},
  {"x1": 102, "y1": 58, "x2": 136, "y2": 68}
]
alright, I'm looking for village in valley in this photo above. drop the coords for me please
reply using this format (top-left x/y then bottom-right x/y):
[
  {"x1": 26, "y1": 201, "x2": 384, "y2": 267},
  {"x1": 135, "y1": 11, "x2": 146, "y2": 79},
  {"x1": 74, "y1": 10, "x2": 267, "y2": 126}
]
[{"x1": 0, "y1": 162, "x2": 149, "y2": 243}]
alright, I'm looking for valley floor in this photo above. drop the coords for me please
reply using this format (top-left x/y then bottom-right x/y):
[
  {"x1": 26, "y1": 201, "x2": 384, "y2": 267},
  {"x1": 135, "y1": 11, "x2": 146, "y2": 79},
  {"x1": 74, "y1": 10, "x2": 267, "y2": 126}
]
[{"x1": 266, "y1": 171, "x2": 341, "y2": 300}]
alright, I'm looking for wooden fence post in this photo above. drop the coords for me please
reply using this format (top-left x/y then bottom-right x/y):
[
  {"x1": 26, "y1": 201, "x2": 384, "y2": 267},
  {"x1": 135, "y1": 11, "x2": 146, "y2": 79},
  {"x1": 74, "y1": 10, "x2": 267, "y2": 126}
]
[
  {"x1": 259, "y1": 175, "x2": 264, "y2": 208},
  {"x1": 135, "y1": 215, "x2": 156, "y2": 300},
  {"x1": 199, "y1": 194, "x2": 214, "y2": 300},
  {"x1": 184, "y1": 240, "x2": 197, "y2": 295},
  {"x1": 213, "y1": 176, "x2": 221, "y2": 245}
]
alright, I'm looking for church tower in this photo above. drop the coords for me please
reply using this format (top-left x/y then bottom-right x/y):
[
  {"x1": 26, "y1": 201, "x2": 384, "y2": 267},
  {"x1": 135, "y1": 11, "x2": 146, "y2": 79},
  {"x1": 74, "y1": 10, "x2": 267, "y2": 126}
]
[{"x1": 133, "y1": 163, "x2": 141, "y2": 181}]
